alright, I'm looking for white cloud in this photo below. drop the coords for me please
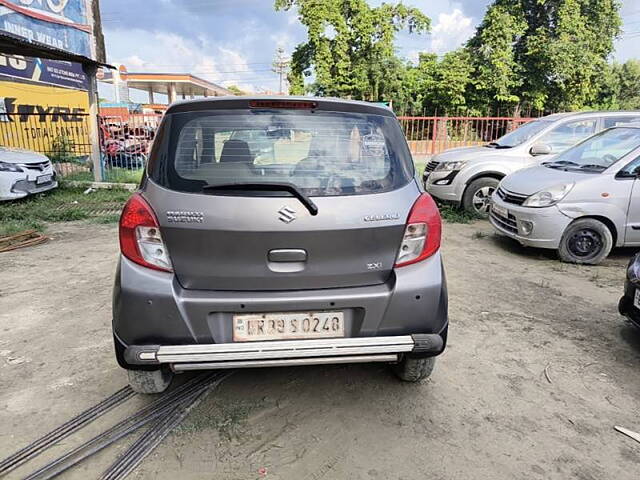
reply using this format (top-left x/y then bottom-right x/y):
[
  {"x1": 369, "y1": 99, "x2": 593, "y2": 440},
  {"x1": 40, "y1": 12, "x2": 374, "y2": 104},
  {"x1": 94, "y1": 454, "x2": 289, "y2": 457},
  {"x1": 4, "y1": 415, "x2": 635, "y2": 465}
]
[
  {"x1": 101, "y1": 28, "x2": 275, "y2": 99},
  {"x1": 430, "y1": 8, "x2": 475, "y2": 54}
]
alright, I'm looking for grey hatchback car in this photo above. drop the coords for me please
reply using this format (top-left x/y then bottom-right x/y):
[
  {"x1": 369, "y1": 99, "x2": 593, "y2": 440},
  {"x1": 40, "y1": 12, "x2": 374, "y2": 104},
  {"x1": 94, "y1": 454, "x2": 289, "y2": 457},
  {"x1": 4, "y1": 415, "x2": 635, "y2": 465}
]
[{"x1": 113, "y1": 97, "x2": 448, "y2": 393}]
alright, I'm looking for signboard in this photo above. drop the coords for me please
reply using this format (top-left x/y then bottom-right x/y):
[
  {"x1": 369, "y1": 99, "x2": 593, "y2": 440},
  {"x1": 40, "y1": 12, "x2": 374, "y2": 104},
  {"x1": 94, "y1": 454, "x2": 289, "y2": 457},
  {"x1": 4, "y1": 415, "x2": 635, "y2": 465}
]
[
  {"x1": 0, "y1": 54, "x2": 89, "y2": 90},
  {"x1": 0, "y1": 0, "x2": 93, "y2": 59},
  {"x1": 0, "y1": 80, "x2": 89, "y2": 152}
]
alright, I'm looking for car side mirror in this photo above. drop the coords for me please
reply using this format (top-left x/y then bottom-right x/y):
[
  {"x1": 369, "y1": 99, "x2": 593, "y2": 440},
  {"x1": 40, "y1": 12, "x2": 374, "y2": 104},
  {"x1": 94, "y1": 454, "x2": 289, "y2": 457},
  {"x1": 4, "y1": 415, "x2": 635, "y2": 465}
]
[{"x1": 530, "y1": 143, "x2": 552, "y2": 156}]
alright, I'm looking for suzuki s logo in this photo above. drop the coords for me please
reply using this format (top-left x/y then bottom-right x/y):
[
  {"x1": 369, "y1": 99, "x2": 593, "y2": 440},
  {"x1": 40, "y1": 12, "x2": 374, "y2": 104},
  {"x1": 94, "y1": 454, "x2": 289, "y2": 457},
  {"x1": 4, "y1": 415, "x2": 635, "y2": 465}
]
[{"x1": 278, "y1": 206, "x2": 296, "y2": 224}]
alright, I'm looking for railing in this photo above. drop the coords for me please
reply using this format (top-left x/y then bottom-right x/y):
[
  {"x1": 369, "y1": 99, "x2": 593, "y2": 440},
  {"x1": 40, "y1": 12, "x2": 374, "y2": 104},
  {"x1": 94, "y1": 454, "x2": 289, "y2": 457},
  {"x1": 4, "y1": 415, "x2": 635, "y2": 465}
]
[
  {"x1": 0, "y1": 113, "x2": 537, "y2": 182},
  {"x1": 397, "y1": 116, "x2": 535, "y2": 157},
  {"x1": 0, "y1": 112, "x2": 92, "y2": 178},
  {"x1": 99, "y1": 114, "x2": 162, "y2": 183}
]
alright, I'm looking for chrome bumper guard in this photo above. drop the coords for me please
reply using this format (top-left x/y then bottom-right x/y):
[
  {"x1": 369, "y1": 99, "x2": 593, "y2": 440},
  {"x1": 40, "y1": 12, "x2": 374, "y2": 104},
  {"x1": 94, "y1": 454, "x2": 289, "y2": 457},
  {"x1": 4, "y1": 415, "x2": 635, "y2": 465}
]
[{"x1": 125, "y1": 334, "x2": 443, "y2": 370}]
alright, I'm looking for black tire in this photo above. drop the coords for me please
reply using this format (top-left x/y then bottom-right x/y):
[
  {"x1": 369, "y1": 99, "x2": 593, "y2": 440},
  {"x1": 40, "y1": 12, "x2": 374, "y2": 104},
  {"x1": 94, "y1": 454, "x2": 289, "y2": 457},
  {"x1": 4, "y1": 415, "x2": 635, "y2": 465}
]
[
  {"x1": 462, "y1": 177, "x2": 500, "y2": 217},
  {"x1": 558, "y1": 218, "x2": 613, "y2": 265},
  {"x1": 127, "y1": 368, "x2": 173, "y2": 394},
  {"x1": 392, "y1": 356, "x2": 436, "y2": 382}
]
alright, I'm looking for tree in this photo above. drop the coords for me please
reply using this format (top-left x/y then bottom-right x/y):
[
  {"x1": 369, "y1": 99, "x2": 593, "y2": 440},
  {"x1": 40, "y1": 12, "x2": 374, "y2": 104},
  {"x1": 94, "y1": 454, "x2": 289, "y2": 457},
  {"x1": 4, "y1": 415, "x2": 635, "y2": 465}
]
[
  {"x1": 226, "y1": 85, "x2": 247, "y2": 96},
  {"x1": 616, "y1": 60, "x2": 640, "y2": 110},
  {"x1": 466, "y1": 2, "x2": 526, "y2": 112},
  {"x1": 595, "y1": 60, "x2": 640, "y2": 110},
  {"x1": 274, "y1": 0, "x2": 430, "y2": 99},
  {"x1": 464, "y1": 0, "x2": 622, "y2": 113}
]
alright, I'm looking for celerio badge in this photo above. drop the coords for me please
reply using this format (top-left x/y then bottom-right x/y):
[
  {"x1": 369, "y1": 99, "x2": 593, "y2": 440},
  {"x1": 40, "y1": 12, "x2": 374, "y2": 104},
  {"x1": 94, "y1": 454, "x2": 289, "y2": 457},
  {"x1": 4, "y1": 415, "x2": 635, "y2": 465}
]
[{"x1": 363, "y1": 213, "x2": 400, "y2": 222}]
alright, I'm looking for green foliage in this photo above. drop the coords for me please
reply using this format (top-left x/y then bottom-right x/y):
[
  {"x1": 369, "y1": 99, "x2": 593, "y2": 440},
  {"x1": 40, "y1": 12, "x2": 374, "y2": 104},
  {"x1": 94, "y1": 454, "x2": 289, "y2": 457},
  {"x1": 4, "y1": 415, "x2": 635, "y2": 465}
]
[
  {"x1": 277, "y1": 0, "x2": 626, "y2": 116},
  {"x1": 48, "y1": 136, "x2": 76, "y2": 163},
  {"x1": 593, "y1": 60, "x2": 640, "y2": 110},
  {"x1": 0, "y1": 185, "x2": 131, "y2": 234},
  {"x1": 226, "y1": 84, "x2": 247, "y2": 96},
  {"x1": 466, "y1": 0, "x2": 623, "y2": 113},
  {"x1": 466, "y1": 2, "x2": 526, "y2": 109},
  {"x1": 275, "y1": 0, "x2": 430, "y2": 100}
]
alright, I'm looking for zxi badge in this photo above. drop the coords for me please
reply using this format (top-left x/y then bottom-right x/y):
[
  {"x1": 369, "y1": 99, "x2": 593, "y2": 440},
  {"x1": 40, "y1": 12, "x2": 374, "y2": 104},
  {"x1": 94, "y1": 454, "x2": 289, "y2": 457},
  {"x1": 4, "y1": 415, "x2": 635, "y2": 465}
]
[{"x1": 278, "y1": 206, "x2": 296, "y2": 224}]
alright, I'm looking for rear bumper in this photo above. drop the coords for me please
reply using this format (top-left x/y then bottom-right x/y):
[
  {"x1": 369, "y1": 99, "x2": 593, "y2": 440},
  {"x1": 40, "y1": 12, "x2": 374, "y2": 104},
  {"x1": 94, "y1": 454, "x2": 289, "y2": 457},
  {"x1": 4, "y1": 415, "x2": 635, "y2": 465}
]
[
  {"x1": 619, "y1": 280, "x2": 640, "y2": 329},
  {"x1": 113, "y1": 251, "x2": 449, "y2": 368},
  {"x1": 123, "y1": 333, "x2": 444, "y2": 370}
]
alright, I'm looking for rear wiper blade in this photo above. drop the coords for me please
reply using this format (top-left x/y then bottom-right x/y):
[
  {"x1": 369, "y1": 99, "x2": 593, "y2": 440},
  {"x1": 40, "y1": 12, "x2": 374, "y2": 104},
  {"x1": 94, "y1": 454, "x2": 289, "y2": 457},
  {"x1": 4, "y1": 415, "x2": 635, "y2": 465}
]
[
  {"x1": 578, "y1": 164, "x2": 606, "y2": 171},
  {"x1": 202, "y1": 182, "x2": 319, "y2": 216},
  {"x1": 487, "y1": 142, "x2": 512, "y2": 149},
  {"x1": 544, "y1": 160, "x2": 579, "y2": 169}
]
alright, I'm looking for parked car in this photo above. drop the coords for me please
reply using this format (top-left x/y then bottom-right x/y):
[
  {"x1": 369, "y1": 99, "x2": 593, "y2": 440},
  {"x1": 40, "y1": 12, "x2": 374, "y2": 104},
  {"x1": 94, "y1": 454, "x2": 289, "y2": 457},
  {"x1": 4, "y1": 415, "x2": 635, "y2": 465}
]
[
  {"x1": 619, "y1": 252, "x2": 640, "y2": 329},
  {"x1": 424, "y1": 111, "x2": 640, "y2": 216},
  {"x1": 113, "y1": 97, "x2": 448, "y2": 393},
  {"x1": 0, "y1": 147, "x2": 57, "y2": 201},
  {"x1": 489, "y1": 124, "x2": 640, "y2": 264}
]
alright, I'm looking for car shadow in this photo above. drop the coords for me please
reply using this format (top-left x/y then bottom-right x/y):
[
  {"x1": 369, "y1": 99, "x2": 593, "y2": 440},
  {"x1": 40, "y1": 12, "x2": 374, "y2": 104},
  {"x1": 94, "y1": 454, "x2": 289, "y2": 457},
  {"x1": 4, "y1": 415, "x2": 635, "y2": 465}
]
[
  {"x1": 619, "y1": 323, "x2": 640, "y2": 355},
  {"x1": 488, "y1": 233, "x2": 639, "y2": 267}
]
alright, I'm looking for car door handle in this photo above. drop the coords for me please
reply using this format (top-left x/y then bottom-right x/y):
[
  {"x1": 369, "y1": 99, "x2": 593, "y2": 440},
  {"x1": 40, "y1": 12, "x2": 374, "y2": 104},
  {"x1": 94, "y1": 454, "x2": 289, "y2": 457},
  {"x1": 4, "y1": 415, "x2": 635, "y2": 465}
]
[{"x1": 268, "y1": 249, "x2": 307, "y2": 262}]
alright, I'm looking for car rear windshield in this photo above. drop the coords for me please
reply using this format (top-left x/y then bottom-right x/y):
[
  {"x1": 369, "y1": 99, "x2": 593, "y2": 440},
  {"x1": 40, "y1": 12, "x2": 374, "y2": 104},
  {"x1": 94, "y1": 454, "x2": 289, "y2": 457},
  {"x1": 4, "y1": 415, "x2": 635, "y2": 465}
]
[{"x1": 149, "y1": 109, "x2": 414, "y2": 196}]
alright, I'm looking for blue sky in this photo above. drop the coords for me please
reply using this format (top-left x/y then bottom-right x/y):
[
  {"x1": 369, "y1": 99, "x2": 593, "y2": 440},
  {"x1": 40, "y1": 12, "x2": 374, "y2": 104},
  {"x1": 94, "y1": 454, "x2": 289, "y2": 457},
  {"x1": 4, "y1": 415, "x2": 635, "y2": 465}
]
[{"x1": 98, "y1": 0, "x2": 640, "y2": 102}]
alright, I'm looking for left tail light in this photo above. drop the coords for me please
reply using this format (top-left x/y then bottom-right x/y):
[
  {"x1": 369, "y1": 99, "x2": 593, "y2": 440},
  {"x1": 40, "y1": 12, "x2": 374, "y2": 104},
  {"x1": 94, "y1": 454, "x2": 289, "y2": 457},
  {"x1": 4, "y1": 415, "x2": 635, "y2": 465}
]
[
  {"x1": 119, "y1": 193, "x2": 172, "y2": 272},
  {"x1": 395, "y1": 193, "x2": 442, "y2": 267}
]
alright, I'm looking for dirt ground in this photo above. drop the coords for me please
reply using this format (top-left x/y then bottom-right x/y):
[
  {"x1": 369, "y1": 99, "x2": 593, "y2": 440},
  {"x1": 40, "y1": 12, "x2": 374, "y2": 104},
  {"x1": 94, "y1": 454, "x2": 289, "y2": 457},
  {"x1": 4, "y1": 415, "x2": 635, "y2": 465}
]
[{"x1": 1, "y1": 220, "x2": 640, "y2": 480}]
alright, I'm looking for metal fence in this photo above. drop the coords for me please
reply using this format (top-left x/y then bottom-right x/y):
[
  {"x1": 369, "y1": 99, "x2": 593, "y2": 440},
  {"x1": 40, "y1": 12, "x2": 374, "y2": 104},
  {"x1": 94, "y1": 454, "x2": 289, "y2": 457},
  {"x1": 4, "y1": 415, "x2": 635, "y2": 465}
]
[
  {"x1": 99, "y1": 114, "x2": 162, "y2": 183},
  {"x1": 0, "y1": 112, "x2": 93, "y2": 178},
  {"x1": 397, "y1": 116, "x2": 535, "y2": 158},
  {"x1": 0, "y1": 112, "x2": 163, "y2": 183},
  {"x1": 0, "y1": 113, "x2": 537, "y2": 183}
]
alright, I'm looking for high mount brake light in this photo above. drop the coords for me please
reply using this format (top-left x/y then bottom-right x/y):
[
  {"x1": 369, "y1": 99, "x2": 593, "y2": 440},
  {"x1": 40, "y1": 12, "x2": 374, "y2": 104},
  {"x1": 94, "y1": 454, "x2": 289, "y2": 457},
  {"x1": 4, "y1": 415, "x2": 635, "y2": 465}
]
[
  {"x1": 248, "y1": 100, "x2": 317, "y2": 109},
  {"x1": 119, "y1": 194, "x2": 172, "y2": 272},
  {"x1": 395, "y1": 193, "x2": 442, "y2": 267}
]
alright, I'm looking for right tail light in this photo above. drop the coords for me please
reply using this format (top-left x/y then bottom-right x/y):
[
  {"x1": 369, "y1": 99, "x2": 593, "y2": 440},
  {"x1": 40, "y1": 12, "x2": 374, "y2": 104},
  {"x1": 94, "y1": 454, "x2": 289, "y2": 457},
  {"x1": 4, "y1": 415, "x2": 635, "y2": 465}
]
[{"x1": 395, "y1": 193, "x2": 442, "y2": 267}]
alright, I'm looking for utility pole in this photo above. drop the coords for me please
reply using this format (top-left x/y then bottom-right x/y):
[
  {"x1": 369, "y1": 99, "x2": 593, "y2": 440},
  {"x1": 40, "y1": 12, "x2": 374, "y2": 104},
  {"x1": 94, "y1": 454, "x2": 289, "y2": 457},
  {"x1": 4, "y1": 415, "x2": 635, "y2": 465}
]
[{"x1": 272, "y1": 47, "x2": 290, "y2": 95}]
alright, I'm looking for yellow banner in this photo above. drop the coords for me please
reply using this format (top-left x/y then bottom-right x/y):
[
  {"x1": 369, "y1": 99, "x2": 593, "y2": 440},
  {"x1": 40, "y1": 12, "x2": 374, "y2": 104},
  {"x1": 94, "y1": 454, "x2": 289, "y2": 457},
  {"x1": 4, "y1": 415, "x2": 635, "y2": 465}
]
[{"x1": 0, "y1": 80, "x2": 90, "y2": 155}]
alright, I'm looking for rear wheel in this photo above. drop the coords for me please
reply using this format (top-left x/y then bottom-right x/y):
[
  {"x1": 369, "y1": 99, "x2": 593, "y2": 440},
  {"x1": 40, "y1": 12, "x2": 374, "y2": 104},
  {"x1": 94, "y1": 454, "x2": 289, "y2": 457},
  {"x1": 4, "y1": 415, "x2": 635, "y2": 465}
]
[
  {"x1": 558, "y1": 218, "x2": 613, "y2": 265},
  {"x1": 462, "y1": 177, "x2": 500, "y2": 217},
  {"x1": 127, "y1": 368, "x2": 173, "y2": 394},
  {"x1": 392, "y1": 356, "x2": 436, "y2": 382}
]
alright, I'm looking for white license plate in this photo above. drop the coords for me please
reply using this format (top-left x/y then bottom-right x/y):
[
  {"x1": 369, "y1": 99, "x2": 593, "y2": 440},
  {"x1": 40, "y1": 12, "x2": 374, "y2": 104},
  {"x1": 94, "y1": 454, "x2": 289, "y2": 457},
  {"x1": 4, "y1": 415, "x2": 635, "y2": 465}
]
[
  {"x1": 492, "y1": 202, "x2": 509, "y2": 218},
  {"x1": 36, "y1": 174, "x2": 52, "y2": 185},
  {"x1": 633, "y1": 290, "x2": 640, "y2": 309},
  {"x1": 233, "y1": 311, "x2": 345, "y2": 342}
]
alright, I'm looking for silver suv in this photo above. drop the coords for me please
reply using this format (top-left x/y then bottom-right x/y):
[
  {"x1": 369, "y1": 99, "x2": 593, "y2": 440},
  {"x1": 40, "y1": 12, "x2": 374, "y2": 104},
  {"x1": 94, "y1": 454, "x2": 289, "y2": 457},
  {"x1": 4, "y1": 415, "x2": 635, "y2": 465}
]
[
  {"x1": 113, "y1": 97, "x2": 448, "y2": 393},
  {"x1": 424, "y1": 111, "x2": 640, "y2": 216}
]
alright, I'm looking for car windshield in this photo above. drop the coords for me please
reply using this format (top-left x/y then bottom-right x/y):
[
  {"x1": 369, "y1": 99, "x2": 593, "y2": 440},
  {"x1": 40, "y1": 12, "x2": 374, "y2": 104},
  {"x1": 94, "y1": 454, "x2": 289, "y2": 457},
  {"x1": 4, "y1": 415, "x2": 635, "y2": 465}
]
[
  {"x1": 489, "y1": 120, "x2": 552, "y2": 148},
  {"x1": 543, "y1": 127, "x2": 640, "y2": 172},
  {"x1": 151, "y1": 109, "x2": 414, "y2": 197}
]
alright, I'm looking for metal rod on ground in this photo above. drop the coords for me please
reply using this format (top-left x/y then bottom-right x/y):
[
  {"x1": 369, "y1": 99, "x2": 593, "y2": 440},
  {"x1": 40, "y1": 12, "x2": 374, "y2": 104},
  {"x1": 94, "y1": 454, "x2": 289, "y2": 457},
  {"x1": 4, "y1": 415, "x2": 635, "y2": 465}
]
[
  {"x1": 23, "y1": 373, "x2": 220, "y2": 480},
  {"x1": 100, "y1": 373, "x2": 232, "y2": 480},
  {"x1": 0, "y1": 386, "x2": 135, "y2": 476}
]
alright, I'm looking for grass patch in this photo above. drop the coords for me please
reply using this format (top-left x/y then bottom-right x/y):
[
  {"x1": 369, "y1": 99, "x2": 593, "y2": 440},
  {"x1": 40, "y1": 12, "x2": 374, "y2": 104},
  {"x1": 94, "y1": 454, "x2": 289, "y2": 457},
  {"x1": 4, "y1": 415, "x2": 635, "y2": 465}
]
[
  {"x1": 0, "y1": 185, "x2": 132, "y2": 234},
  {"x1": 103, "y1": 168, "x2": 143, "y2": 184},
  {"x1": 0, "y1": 219, "x2": 46, "y2": 237},
  {"x1": 62, "y1": 168, "x2": 143, "y2": 184},
  {"x1": 438, "y1": 204, "x2": 479, "y2": 224}
]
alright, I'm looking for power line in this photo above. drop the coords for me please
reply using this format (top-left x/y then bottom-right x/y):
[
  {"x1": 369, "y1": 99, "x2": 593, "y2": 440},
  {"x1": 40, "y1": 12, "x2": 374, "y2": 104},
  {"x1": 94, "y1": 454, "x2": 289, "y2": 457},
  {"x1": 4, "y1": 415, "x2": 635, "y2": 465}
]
[{"x1": 271, "y1": 47, "x2": 290, "y2": 94}]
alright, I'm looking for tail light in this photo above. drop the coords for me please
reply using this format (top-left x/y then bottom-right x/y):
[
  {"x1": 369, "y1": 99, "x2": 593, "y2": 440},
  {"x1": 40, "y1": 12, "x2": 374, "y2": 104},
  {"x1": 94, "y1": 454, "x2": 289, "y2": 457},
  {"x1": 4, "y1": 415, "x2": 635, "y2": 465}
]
[
  {"x1": 395, "y1": 193, "x2": 442, "y2": 267},
  {"x1": 119, "y1": 193, "x2": 172, "y2": 272}
]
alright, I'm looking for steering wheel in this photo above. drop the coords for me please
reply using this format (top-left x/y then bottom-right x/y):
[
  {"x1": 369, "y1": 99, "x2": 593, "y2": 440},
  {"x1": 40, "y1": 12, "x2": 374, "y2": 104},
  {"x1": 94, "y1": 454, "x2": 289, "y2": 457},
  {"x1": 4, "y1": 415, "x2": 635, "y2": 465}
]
[{"x1": 602, "y1": 154, "x2": 617, "y2": 165}]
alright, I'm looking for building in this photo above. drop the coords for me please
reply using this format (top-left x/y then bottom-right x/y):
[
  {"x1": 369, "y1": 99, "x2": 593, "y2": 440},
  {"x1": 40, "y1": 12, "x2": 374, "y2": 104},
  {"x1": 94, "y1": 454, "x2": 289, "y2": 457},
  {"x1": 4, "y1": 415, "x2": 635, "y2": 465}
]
[{"x1": 0, "y1": 0, "x2": 108, "y2": 180}]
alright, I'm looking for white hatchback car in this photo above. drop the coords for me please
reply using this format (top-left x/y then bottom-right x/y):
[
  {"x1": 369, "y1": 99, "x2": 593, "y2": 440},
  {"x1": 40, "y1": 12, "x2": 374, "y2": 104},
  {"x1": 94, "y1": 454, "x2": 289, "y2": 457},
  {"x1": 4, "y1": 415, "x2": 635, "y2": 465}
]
[{"x1": 0, "y1": 147, "x2": 58, "y2": 201}]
